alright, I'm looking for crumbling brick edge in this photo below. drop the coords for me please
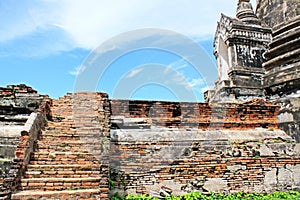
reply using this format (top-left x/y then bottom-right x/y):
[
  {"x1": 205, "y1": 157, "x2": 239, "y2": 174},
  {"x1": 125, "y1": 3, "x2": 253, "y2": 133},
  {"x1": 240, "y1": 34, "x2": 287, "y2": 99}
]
[{"x1": 0, "y1": 98, "x2": 51, "y2": 199}]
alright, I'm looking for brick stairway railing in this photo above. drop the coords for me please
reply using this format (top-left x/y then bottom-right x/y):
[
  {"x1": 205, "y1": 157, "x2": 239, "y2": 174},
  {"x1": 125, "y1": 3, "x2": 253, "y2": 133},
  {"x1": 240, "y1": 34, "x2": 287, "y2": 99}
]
[{"x1": 0, "y1": 97, "x2": 51, "y2": 200}]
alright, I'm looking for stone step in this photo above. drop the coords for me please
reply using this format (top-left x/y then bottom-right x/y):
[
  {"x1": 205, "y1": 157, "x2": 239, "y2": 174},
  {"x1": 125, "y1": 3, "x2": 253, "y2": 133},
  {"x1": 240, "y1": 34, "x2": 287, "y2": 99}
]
[
  {"x1": 19, "y1": 177, "x2": 101, "y2": 191},
  {"x1": 46, "y1": 125, "x2": 103, "y2": 131},
  {"x1": 45, "y1": 126, "x2": 76, "y2": 132},
  {"x1": 12, "y1": 188, "x2": 104, "y2": 200},
  {"x1": 47, "y1": 120, "x2": 103, "y2": 126},
  {"x1": 36, "y1": 143, "x2": 102, "y2": 150},
  {"x1": 25, "y1": 164, "x2": 101, "y2": 179},
  {"x1": 35, "y1": 146, "x2": 101, "y2": 153},
  {"x1": 36, "y1": 141, "x2": 102, "y2": 150},
  {"x1": 35, "y1": 146, "x2": 102, "y2": 153},
  {"x1": 25, "y1": 170, "x2": 100, "y2": 179},
  {"x1": 37, "y1": 137, "x2": 102, "y2": 144},
  {"x1": 40, "y1": 133, "x2": 81, "y2": 139},
  {"x1": 26, "y1": 164, "x2": 100, "y2": 170},
  {"x1": 37, "y1": 140, "x2": 99, "y2": 146},
  {"x1": 40, "y1": 132, "x2": 103, "y2": 139},
  {"x1": 30, "y1": 152, "x2": 101, "y2": 162},
  {"x1": 46, "y1": 123, "x2": 75, "y2": 128},
  {"x1": 29, "y1": 159, "x2": 101, "y2": 166}
]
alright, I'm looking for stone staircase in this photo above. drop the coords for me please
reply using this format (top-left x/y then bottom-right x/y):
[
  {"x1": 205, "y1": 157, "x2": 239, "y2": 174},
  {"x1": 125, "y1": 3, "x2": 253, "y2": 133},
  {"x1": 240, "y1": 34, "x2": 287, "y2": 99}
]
[{"x1": 11, "y1": 93, "x2": 110, "y2": 200}]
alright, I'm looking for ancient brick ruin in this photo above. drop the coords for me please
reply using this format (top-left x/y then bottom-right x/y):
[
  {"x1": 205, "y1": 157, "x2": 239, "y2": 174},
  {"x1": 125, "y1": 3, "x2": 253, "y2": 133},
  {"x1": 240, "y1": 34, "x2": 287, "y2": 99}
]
[
  {"x1": 0, "y1": 0, "x2": 299, "y2": 199},
  {"x1": 1, "y1": 87, "x2": 299, "y2": 199}
]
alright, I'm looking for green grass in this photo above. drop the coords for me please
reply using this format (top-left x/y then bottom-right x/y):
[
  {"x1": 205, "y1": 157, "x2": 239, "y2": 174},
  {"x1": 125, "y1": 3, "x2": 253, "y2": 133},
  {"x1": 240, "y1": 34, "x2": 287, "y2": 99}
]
[{"x1": 111, "y1": 191, "x2": 300, "y2": 200}]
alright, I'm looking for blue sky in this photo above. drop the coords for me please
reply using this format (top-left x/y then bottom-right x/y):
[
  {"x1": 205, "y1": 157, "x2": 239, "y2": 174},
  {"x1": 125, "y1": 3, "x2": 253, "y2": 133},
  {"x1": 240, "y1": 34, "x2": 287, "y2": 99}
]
[{"x1": 0, "y1": 0, "x2": 257, "y2": 101}]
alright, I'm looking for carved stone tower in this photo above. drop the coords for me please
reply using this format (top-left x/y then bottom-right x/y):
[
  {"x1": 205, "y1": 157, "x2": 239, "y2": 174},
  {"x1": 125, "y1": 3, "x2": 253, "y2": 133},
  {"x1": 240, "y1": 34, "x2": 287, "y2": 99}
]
[
  {"x1": 205, "y1": 0, "x2": 272, "y2": 102},
  {"x1": 256, "y1": 0, "x2": 300, "y2": 141},
  {"x1": 256, "y1": 0, "x2": 300, "y2": 98}
]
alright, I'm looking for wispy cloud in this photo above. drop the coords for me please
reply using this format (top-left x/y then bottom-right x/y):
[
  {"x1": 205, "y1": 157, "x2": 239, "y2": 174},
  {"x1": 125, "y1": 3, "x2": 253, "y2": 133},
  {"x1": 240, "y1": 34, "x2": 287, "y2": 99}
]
[
  {"x1": 173, "y1": 76, "x2": 205, "y2": 91},
  {"x1": 69, "y1": 65, "x2": 86, "y2": 76},
  {"x1": 162, "y1": 66, "x2": 205, "y2": 92},
  {"x1": 166, "y1": 58, "x2": 207, "y2": 90},
  {"x1": 187, "y1": 78, "x2": 205, "y2": 87},
  {"x1": 0, "y1": 0, "x2": 257, "y2": 55},
  {"x1": 0, "y1": 24, "x2": 74, "y2": 57},
  {"x1": 0, "y1": 0, "x2": 63, "y2": 42},
  {"x1": 124, "y1": 68, "x2": 144, "y2": 78},
  {"x1": 168, "y1": 59, "x2": 188, "y2": 71}
]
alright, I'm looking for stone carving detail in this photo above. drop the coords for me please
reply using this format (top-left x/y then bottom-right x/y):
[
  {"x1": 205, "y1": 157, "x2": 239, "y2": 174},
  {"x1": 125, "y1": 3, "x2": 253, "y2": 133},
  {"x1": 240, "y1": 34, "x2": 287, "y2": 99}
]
[
  {"x1": 205, "y1": 0, "x2": 272, "y2": 102},
  {"x1": 206, "y1": 0, "x2": 300, "y2": 143}
]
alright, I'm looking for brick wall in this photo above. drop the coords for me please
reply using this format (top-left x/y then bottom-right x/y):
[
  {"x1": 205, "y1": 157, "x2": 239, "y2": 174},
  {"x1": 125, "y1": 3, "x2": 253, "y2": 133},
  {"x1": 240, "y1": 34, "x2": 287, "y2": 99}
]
[
  {"x1": 110, "y1": 129, "x2": 300, "y2": 196},
  {"x1": 110, "y1": 98, "x2": 300, "y2": 196},
  {"x1": 111, "y1": 99, "x2": 279, "y2": 130}
]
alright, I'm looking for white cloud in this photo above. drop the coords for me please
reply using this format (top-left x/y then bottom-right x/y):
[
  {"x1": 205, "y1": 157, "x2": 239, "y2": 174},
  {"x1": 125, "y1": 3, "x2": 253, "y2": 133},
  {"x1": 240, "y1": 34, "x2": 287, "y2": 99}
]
[
  {"x1": 187, "y1": 78, "x2": 205, "y2": 88},
  {"x1": 167, "y1": 58, "x2": 207, "y2": 90},
  {"x1": 162, "y1": 66, "x2": 205, "y2": 93},
  {"x1": 125, "y1": 68, "x2": 144, "y2": 78},
  {"x1": 58, "y1": 0, "x2": 235, "y2": 49},
  {"x1": 174, "y1": 76, "x2": 205, "y2": 91},
  {"x1": 69, "y1": 65, "x2": 86, "y2": 76},
  {"x1": 0, "y1": 0, "x2": 257, "y2": 52},
  {"x1": 0, "y1": 1, "x2": 64, "y2": 42},
  {"x1": 168, "y1": 59, "x2": 188, "y2": 71}
]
